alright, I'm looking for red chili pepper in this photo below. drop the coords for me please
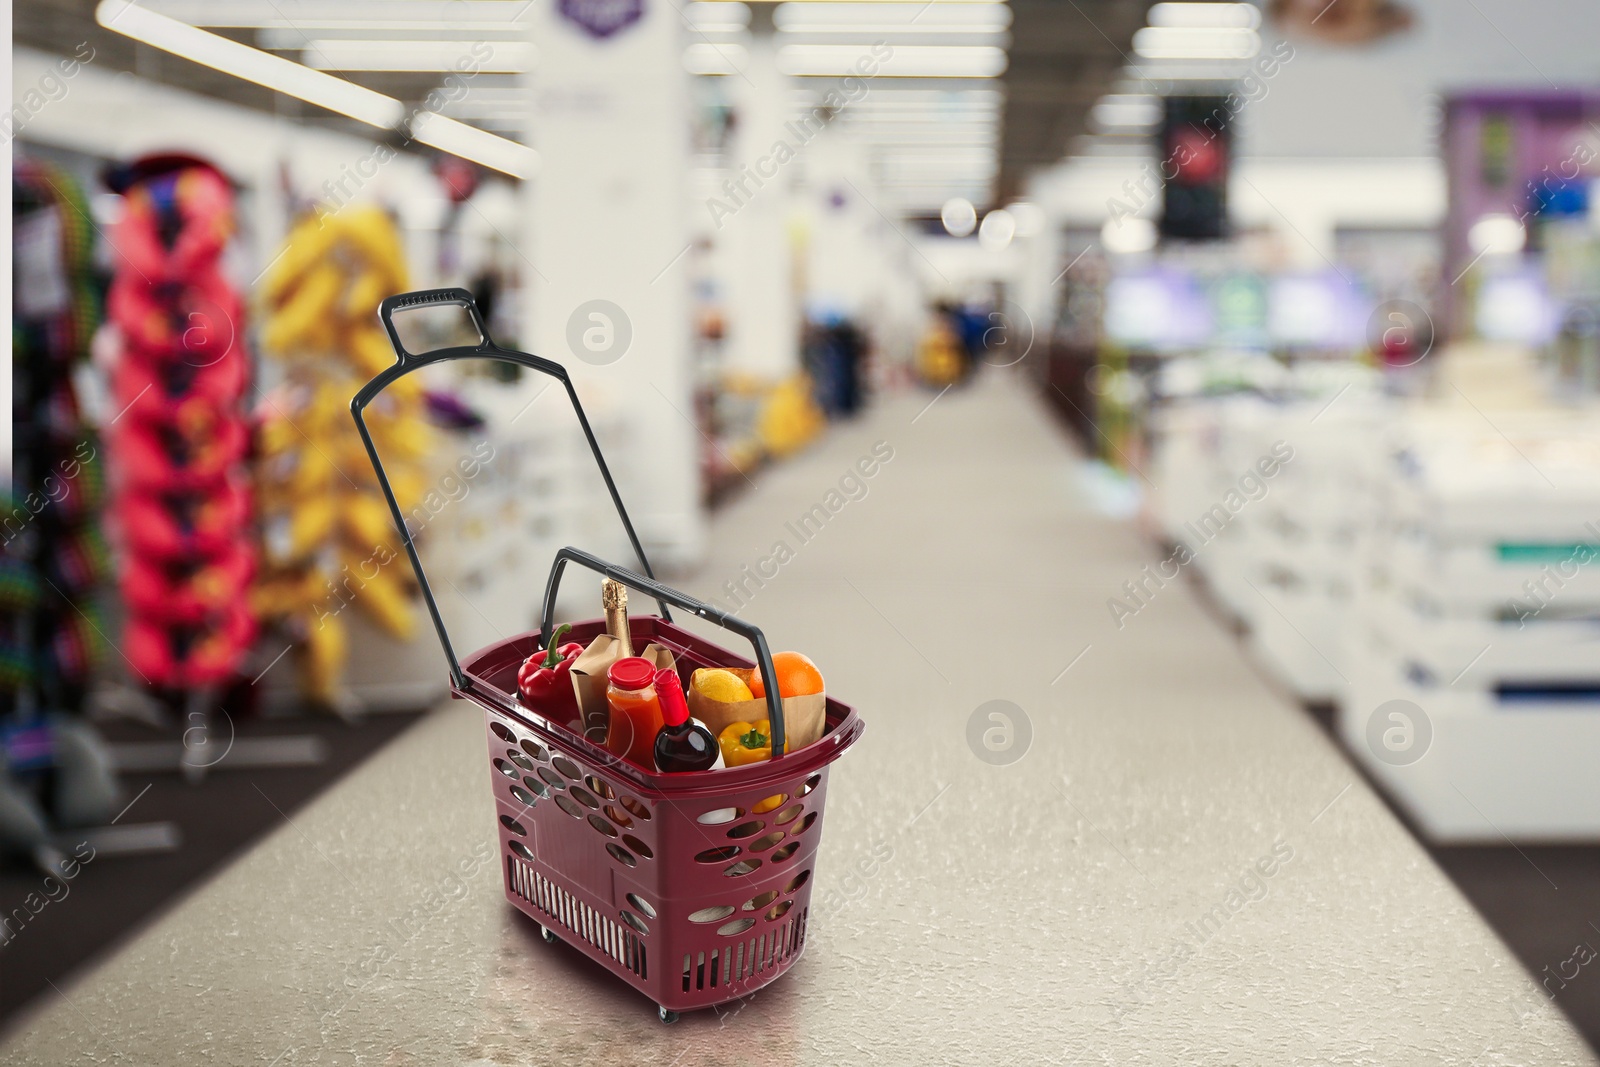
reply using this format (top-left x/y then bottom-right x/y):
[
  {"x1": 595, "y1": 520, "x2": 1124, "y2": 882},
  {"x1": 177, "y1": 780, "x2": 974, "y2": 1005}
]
[{"x1": 517, "y1": 623, "x2": 584, "y2": 717}]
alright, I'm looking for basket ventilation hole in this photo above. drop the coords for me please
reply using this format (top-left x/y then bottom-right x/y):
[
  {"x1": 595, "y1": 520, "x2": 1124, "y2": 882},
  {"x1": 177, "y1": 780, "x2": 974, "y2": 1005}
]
[
  {"x1": 508, "y1": 840, "x2": 534, "y2": 862},
  {"x1": 569, "y1": 787, "x2": 599, "y2": 809},
  {"x1": 604, "y1": 804, "x2": 633, "y2": 828},
  {"x1": 585, "y1": 776, "x2": 616, "y2": 800},
  {"x1": 750, "y1": 831, "x2": 786, "y2": 852},
  {"x1": 622, "y1": 834, "x2": 653, "y2": 859},
  {"x1": 620, "y1": 796, "x2": 652, "y2": 821},
  {"x1": 752, "y1": 793, "x2": 788, "y2": 815},
  {"x1": 499, "y1": 814, "x2": 527, "y2": 836},
  {"x1": 552, "y1": 757, "x2": 582, "y2": 779},
  {"x1": 743, "y1": 890, "x2": 779, "y2": 911},
  {"x1": 490, "y1": 722, "x2": 515, "y2": 743},
  {"x1": 697, "y1": 807, "x2": 744, "y2": 825},
  {"x1": 493, "y1": 759, "x2": 518, "y2": 779},
  {"x1": 588, "y1": 814, "x2": 619, "y2": 838},
  {"x1": 554, "y1": 794, "x2": 584, "y2": 819},
  {"x1": 717, "y1": 917, "x2": 756, "y2": 936},
  {"x1": 627, "y1": 892, "x2": 657, "y2": 919},
  {"x1": 795, "y1": 812, "x2": 819, "y2": 834},
  {"x1": 725, "y1": 820, "x2": 765, "y2": 840},
  {"x1": 508, "y1": 750, "x2": 535, "y2": 772},
  {"x1": 606, "y1": 843, "x2": 637, "y2": 867},
  {"x1": 537, "y1": 767, "x2": 566, "y2": 790},
  {"x1": 769, "y1": 843, "x2": 799, "y2": 863},
  {"x1": 689, "y1": 905, "x2": 735, "y2": 924},
  {"x1": 798, "y1": 773, "x2": 821, "y2": 797},
  {"x1": 695, "y1": 846, "x2": 741, "y2": 864},
  {"x1": 521, "y1": 739, "x2": 549, "y2": 762},
  {"x1": 784, "y1": 869, "x2": 812, "y2": 894},
  {"x1": 765, "y1": 900, "x2": 794, "y2": 922},
  {"x1": 509, "y1": 785, "x2": 536, "y2": 807},
  {"x1": 724, "y1": 858, "x2": 762, "y2": 877},
  {"x1": 523, "y1": 776, "x2": 552, "y2": 799},
  {"x1": 621, "y1": 910, "x2": 650, "y2": 936},
  {"x1": 772, "y1": 804, "x2": 803, "y2": 825}
]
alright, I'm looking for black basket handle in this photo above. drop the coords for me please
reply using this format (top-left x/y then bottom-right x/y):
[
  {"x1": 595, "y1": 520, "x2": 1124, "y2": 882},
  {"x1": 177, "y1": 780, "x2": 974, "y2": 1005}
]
[
  {"x1": 351, "y1": 288, "x2": 669, "y2": 690},
  {"x1": 541, "y1": 547, "x2": 788, "y2": 757}
]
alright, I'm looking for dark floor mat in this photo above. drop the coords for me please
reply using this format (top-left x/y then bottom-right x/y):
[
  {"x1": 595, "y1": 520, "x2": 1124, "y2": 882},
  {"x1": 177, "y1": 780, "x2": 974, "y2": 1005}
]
[{"x1": 0, "y1": 709, "x2": 428, "y2": 1031}]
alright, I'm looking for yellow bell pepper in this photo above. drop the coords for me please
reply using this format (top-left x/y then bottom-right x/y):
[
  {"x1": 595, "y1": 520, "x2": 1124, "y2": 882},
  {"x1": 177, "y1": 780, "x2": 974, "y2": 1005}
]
[{"x1": 719, "y1": 720, "x2": 772, "y2": 767}]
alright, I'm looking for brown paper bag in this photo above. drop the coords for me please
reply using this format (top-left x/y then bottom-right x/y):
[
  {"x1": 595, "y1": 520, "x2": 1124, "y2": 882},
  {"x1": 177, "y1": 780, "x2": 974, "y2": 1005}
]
[
  {"x1": 569, "y1": 634, "x2": 676, "y2": 739},
  {"x1": 685, "y1": 666, "x2": 826, "y2": 754}
]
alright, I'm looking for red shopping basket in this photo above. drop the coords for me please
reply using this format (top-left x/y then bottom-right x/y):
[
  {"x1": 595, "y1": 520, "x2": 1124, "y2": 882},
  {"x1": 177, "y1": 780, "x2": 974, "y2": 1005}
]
[{"x1": 352, "y1": 289, "x2": 866, "y2": 1023}]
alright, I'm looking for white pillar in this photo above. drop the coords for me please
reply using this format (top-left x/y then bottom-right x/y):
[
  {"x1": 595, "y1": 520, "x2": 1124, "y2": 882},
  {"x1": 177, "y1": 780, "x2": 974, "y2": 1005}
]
[
  {"x1": 717, "y1": 15, "x2": 799, "y2": 380},
  {"x1": 526, "y1": 2, "x2": 704, "y2": 569}
]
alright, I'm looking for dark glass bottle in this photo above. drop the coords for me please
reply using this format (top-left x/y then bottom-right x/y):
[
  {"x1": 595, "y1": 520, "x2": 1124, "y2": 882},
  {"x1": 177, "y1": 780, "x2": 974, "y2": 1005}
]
[{"x1": 653, "y1": 668, "x2": 722, "y2": 773}]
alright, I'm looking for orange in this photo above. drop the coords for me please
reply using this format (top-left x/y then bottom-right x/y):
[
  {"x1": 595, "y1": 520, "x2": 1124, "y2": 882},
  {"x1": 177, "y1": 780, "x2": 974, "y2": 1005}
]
[{"x1": 748, "y1": 651, "x2": 824, "y2": 699}]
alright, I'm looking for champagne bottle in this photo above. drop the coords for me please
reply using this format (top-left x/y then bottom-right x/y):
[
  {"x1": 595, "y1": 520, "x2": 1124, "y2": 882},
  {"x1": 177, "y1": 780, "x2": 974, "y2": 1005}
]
[{"x1": 602, "y1": 578, "x2": 635, "y2": 658}]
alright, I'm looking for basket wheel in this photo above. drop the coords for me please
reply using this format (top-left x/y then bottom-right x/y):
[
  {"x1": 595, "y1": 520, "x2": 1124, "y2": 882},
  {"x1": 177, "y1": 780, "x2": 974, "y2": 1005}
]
[
  {"x1": 657, "y1": 1006, "x2": 679, "y2": 1025},
  {"x1": 539, "y1": 925, "x2": 560, "y2": 944}
]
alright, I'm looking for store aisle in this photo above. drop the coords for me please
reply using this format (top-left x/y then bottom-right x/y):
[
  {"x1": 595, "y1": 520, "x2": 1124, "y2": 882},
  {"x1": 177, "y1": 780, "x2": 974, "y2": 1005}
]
[{"x1": 1, "y1": 371, "x2": 1590, "y2": 1065}]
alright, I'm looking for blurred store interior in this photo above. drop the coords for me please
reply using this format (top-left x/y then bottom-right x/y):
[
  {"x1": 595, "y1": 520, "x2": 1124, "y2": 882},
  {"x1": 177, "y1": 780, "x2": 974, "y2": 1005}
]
[{"x1": 8, "y1": 0, "x2": 1600, "y2": 1060}]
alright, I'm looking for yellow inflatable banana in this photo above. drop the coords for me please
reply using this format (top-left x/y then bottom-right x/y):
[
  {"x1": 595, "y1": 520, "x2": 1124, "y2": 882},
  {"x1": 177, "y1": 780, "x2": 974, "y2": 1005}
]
[{"x1": 253, "y1": 205, "x2": 430, "y2": 707}]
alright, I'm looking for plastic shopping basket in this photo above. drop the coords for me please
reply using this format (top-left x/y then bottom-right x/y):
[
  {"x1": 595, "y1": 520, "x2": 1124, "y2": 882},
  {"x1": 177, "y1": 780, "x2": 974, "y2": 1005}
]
[{"x1": 351, "y1": 288, "x2": 866, "y2": 1022}]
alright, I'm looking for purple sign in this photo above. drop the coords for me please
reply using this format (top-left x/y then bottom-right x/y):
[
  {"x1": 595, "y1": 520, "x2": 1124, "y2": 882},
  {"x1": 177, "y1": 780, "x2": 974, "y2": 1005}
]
[{"x1": 558, "y1": 0, "x2": 643, "y2": 39}]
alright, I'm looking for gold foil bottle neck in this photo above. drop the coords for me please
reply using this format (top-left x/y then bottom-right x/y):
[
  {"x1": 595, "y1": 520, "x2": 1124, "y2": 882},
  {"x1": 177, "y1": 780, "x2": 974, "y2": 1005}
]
[
  {"x1": 601, "y1": 579, "x2": 628, "y2": 611},
  {"x1": 602, "y1": 579, "x2": 634, "y2": 657}
]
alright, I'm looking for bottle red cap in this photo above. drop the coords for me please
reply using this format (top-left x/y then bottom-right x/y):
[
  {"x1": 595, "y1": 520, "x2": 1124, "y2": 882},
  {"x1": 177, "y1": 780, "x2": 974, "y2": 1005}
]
[
  {"x1": 607, "y1": 657, "x2": 656, "y2": 691},
  {"x1": 656, "y1": 668, "x2": 689, "y2": 726}
]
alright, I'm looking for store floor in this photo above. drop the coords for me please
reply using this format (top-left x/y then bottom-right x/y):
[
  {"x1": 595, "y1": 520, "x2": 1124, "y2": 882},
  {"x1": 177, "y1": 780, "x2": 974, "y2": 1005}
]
[
  {"x1": 0, "y1": 370, "x2": 1593, "y2": 1064},
  {"x1": 0, "y1": 709, "x2": 427, "y2": 1027}
]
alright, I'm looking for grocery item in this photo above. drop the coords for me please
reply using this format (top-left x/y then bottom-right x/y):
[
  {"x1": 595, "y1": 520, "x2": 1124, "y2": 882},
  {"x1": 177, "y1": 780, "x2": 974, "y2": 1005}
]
[
  {"x1": 516, "y1": 623, "x2": 583, "y2": 720},
  {"x1": 718, "y1": 719, "x2": 772, "y2": 767},
  {"x1": 690, "y1": 667, "x2": 754, "y2": 704},
  {"x1": 604, "y1": 656, "x2": 665, "y2": 768},
  {"x1": 602, "y1": 578, "x2": 635, "y2": 658},
  {"x1": 745, "y1": 650, "x2": 824, "y2": 699},
  {"x1": 687, "y1": 655, "x2": 827, "y2": 752},
  {"x1": 652, "y1": 669, "x2": 722, "y2": 773}
]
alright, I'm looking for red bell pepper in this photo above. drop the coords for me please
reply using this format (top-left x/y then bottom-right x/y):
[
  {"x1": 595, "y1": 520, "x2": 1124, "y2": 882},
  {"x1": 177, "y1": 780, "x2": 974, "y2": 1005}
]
[{"x1": 517, "y1": 623, "x2": 584, "y2": 717}]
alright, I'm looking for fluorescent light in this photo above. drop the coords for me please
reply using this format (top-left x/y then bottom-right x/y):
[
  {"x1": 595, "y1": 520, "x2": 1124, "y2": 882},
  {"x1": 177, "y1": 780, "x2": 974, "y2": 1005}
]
[
  {"x1": 684, "y1": 42, "x2": 750, "y2": 75},
  {"x1": 978, "y1": 208, "x2": 1015, "y2": 250},
  {"x1": 137, "y1": 0, "x2": 534, "y2": 31},
  {"x1": 95, "y1": 0, "x2": 404, "y2": 127},
  {"x1": 1101, "y1": 217, "x2": 1157, "y2": 255},
  {"x1": 688, "y1": 2, "x2": 752, "y2": 30},
  {"x1": 303, "y1": 40, "x2": 534, "y2": 72},
  {"x1": 1147, "y1": 2, "x2": 1261, "y2": 29},
  {"x1": 1468, "y1": 214, "x2": 1527, "y2": 256},
  {"x1": 941, "y1": 197, "x2": 977, "y2": 236},
  {"x1": 1091, "y1": 94, "x2": 1161, "y2": 128},
  {"x1": 778, "y1": 44, "x2": 1006, "y2": 77},
  {"x1": 410, "y1": 113, "x2": 539, "y2": 178},
  {"x1": 1132, "y1": 27, "x2": 1260, "y2": 59},
  {"x1": 96, "y1": 0, "x2": 538, "y2": 179}
]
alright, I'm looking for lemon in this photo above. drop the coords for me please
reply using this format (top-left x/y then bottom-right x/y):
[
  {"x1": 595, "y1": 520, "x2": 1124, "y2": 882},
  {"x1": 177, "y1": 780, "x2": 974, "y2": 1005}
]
[{"x1": 692, "y1": 668, "x2": 753, "y2": 703}]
